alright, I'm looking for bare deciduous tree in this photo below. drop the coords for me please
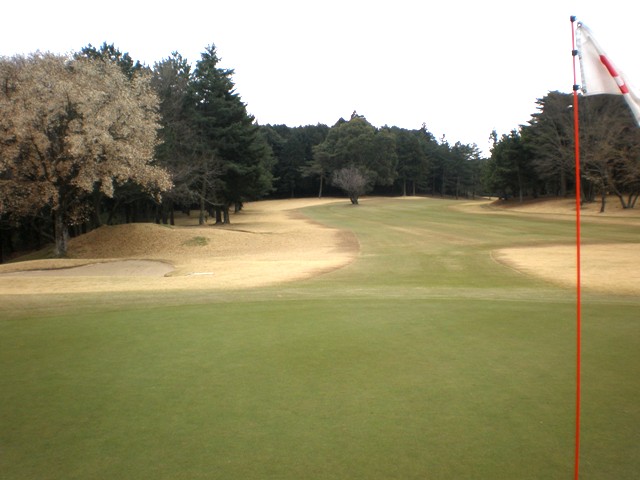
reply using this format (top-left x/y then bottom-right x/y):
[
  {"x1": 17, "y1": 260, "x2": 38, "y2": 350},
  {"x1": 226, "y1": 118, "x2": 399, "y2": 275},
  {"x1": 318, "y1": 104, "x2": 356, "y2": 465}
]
[
  {"x1": 580, "y1": 95, "x2": 640, "y2": 211},
  {"x1": 332, "y1": 166, "x2": 369, "y2": 205}
]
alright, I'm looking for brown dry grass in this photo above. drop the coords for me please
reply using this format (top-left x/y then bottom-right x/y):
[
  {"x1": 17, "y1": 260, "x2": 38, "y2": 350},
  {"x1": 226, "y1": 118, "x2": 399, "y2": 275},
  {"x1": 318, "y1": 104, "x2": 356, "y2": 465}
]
[
  {"x1": 485, "y1": 195, "x2": 640, "y2": 218},
  {"x1": 493, "y1": 243, "x2": 640, "y2": 296},
  {"x1": 1, "y1": 195, "x2": 638, "y2": 296},
  {"x1": 0, "y1": 198, "x2": 358, "y2": 294}
]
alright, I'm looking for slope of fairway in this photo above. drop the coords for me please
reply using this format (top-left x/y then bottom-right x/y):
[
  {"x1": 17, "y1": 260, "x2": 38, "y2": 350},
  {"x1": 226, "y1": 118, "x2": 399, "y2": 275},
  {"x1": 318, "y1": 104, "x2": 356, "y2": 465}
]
[{"x1": 1, "y1": 197, "x2": 639, "y2": 480}]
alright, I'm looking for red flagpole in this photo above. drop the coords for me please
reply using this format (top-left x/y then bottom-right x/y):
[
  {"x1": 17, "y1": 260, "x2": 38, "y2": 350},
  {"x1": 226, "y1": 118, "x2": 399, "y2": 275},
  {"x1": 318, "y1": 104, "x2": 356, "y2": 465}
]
[{"x1": 570, "y1": 15, "x2": 582, "y2": 480}]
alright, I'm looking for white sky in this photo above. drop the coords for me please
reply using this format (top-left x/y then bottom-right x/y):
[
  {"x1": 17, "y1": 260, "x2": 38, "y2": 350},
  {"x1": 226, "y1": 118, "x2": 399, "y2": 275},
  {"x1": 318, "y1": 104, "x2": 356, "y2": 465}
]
[{"x1": 2, "y1": 0, "x2": 638, "y2": 156}]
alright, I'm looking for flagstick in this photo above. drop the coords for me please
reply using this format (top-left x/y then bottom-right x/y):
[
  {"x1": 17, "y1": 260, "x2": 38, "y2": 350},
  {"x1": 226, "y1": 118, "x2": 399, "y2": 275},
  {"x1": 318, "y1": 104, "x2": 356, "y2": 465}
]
[{"x1": 570, "y1": 15, "x2": 582, "y2": 480}]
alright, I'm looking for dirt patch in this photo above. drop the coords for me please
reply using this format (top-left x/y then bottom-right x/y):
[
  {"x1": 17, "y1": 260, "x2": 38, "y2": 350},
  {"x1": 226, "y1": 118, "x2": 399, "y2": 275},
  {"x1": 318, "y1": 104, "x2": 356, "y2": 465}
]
[{"x1": 0, "y1": 198, "x2": 358, "y2": 294}]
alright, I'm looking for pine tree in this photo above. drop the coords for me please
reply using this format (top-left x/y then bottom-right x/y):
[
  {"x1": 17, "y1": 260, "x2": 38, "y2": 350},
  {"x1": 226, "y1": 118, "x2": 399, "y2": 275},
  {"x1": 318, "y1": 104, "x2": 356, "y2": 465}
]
[
  {"x1": 188, "y1": 45, "x2": 273, "y2": 222},
  {"x1": 152, "y1": 53, "x2": 197, "y2": 224}
]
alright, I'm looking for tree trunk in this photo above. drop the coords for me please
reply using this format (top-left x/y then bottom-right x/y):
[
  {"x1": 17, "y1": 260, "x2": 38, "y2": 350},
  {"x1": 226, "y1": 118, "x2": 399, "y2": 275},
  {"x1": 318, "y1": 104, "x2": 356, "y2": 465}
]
[
  {"x1": 614, "y1": 193, "x2": 629, "y2": 209},
  {"x1": 611, "y1": 183, "x2": 629, "y2": 209},
  {"x1": 53, "y1": 210, "x2": 68, "y2": 257},
  {"x1": 214, "y1": 206, "x2": 223, "y2": 224},
  {"x1": 222, "y1": 205, "x2": 230, "y2": 224},
  {"x1": 106, "y1": 199, "x2": 120, "y2": 225},
  {"x1": 318, "y1": 175, "x2": 324, "y2": 198},
  {"x1": 199, "y1": 176, "x2": 207, "y2": 225},
  {"x1": 517, "y1": 167, "x2": 524, "y2": 203},
  {"x1": 92, "y1": 191, "x2": 103, "y2": 228},
  {"x1": 199, "y1": 160, "x2": 209, "y2": 225}
]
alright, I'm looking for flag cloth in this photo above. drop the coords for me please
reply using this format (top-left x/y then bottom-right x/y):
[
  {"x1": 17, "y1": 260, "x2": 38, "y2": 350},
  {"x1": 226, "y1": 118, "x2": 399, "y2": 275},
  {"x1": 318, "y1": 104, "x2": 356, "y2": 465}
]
[{"x1": 576, "y1": 22, "x2": 640, "y2": 126}]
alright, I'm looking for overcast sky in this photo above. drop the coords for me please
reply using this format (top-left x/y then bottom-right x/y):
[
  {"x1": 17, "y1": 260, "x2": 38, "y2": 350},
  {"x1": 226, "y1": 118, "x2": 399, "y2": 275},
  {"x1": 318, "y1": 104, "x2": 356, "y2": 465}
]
[{"x1": 2, "y1": 1, "x2": 638, "y2": 156}]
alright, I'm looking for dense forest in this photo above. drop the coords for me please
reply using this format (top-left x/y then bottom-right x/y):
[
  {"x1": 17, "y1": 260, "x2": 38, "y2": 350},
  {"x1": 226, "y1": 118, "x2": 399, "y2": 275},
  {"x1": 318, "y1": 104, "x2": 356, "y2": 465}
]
[{"x1": 1, "y1": 43, "x2": 640, "y2": 261}]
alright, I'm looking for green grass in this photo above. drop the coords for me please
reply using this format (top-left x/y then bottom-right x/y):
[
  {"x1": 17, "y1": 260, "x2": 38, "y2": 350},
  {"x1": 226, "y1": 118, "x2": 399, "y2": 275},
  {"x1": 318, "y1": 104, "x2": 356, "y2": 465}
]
[
  {"x1": 183, "y1": 236, "x2": 209, "y2": 247},
  {"x1": 1, "y1": 197, "x2": 639, "y2": 479}
]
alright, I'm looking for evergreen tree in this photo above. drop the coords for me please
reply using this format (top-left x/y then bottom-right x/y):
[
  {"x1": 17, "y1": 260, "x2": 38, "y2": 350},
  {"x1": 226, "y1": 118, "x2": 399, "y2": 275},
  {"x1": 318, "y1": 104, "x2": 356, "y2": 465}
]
[
  {"x1": 152, "y1": 52, "x2": 197, "y2": 224},
  {"x1": 526, "y1": 92, "x2": 575, "y2": 197},
  {"x1": 392, "y1": 127, "x2": 428, "y2": 196},
  {"x1": 188, "y1": 45, "x2": 273, "y2": 222},
  {"x1": 263, "y1": 125, "x2": 330, "y2": 198},
  {"x1": 311, "y1": 114, "x2": 397, "y2": 200},
  {"x1": 484, "y1": 130, "x2": 538, "y2": 201},
  {"x1": 77, "y1": 42, "x2": 145, "y2": 79}
]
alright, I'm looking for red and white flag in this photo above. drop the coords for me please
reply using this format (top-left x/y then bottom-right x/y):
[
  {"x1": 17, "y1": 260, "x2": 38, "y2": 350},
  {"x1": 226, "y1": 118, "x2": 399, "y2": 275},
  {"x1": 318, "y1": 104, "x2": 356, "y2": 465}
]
[{"x1": 577, "y1": 22, "x2": 640, "y2": 126}]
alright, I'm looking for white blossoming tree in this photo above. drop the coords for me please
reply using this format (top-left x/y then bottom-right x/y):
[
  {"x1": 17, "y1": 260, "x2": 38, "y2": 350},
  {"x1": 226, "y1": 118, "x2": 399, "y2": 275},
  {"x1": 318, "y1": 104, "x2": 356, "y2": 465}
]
[{"x1": 0, "y1": 53, "x2": 172, "y2": 256}]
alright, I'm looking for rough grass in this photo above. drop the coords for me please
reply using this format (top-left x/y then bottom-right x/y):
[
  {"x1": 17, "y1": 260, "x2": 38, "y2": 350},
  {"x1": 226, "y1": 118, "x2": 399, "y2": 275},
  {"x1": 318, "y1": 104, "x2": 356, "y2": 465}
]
[{"x1": 1, "y1": 197, "x2": 639, "y2": 479}]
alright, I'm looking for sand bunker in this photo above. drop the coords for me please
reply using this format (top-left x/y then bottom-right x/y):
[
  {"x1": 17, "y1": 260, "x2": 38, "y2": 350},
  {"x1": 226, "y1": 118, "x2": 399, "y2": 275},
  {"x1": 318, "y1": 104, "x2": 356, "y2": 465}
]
[
  {"x1": 494, "y1": 243, "x2": 640, "y2": 295},
  {"x1": 2, "y1": 260, "x2": 174, "y2": 277},
  {"x1": 486, "y1": 197, "x2": 640, "y2": 295}
]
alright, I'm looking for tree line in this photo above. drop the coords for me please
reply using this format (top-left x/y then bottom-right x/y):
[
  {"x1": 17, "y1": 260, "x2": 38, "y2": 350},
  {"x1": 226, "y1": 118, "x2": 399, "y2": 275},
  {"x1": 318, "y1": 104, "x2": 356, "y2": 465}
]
[
  {"x1": 2, "y1": 43, "x2": 639, "y2": 262},
  {"x1": 484, "y1": 91, "x2": 640, "y2": 211},
  {"x1": 1, "y1": 43, "x2": 273, "y2": 259},
  {"x1": 0, "y1": 43, "x2": 485, "y2": 261},
  {"x1": 262, "y1": 112, "x2": 484, "y2": 203}
]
